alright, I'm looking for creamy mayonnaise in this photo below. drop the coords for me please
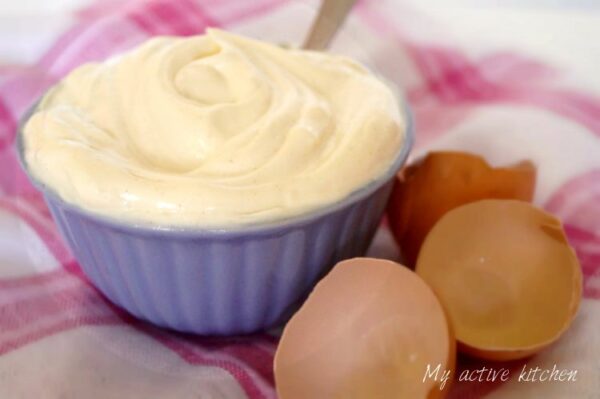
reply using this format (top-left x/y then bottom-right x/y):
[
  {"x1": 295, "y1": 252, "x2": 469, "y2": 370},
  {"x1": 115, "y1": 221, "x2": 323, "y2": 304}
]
[{"x1": 24, "y1": 29, "x2": 404, "y2": 226}]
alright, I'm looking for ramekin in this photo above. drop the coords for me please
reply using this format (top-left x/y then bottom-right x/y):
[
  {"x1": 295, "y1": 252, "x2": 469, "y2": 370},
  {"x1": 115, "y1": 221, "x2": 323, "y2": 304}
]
[{"x1": 17, "y1": 103, "x2": 413, "y2": 335}]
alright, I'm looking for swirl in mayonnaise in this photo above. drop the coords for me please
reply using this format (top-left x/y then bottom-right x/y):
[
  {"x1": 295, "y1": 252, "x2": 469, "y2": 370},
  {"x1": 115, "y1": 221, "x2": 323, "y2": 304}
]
[{"x1": 24, "y1": 29, "x2": 404, "y2": 226}]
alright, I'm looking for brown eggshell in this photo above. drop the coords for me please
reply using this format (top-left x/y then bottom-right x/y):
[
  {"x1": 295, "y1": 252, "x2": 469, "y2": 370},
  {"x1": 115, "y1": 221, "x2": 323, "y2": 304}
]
[
  {"x1": 387, "y1": 151, "x2": 536, "y2": 267},
  {"x1": 416, "y1": 200, "x2": 582, "y2": 361},
  {"x1": 275, "y1": 257, "x2": 455, "y2": 399}
]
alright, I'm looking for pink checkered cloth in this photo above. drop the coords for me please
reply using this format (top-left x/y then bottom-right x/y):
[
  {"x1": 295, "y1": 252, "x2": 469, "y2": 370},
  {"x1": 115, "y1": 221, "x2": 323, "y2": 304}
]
[{"x1": 1, "y1": 1, "x2": 599, "y2": 398}]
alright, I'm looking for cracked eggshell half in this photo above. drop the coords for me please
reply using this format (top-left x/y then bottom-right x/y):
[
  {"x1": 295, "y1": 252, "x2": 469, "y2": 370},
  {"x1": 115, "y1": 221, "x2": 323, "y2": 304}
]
[
  {"x1": 387, "y1": 151, "x2": 535, "y2": 267},
  {"x1": 275, "y1": 257, "x2": 455, "y2": 399},
  {"x1": 416, "y1": 199, "x2": 582, "y2": 361}
]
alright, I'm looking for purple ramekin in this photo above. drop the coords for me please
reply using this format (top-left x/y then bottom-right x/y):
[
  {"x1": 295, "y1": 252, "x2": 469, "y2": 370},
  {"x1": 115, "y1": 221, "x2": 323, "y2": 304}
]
[{"x1": 17, "y1": 102, "x2": 413, "y2": 335}]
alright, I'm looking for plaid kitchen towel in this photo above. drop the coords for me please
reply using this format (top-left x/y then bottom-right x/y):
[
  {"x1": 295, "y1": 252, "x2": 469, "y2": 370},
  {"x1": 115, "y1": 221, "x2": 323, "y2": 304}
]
[{"x1": 0, "y1": 1, "x2": 599, "y2": 398}]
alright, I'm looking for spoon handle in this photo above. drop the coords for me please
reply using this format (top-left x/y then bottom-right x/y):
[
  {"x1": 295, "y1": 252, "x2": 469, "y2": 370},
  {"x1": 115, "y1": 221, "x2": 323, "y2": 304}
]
[{"x1": 303, "y1": 0, "x2": 358, "y2": 51}]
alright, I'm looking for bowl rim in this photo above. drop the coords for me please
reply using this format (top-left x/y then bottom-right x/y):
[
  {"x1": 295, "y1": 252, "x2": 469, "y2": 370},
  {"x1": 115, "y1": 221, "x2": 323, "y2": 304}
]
[{"x1": 16, "y1": 97, "x2": 414, "y2": 238}]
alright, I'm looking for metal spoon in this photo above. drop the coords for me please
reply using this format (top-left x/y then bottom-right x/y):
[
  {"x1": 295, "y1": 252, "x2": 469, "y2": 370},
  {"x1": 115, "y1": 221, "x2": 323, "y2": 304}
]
[{"x1": 303, "y1": 0, "x2": 358, "y2": 50}]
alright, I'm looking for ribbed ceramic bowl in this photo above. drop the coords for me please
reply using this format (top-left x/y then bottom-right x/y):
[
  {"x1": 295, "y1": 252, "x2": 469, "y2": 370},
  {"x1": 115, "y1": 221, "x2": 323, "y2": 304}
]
[{"x1": 17, "y1": 103, "x2": 413, "y2": 335}]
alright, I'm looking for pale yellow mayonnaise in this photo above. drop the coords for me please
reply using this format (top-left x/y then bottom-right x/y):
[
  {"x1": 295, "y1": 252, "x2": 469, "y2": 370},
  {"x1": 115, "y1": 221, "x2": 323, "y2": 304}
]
[{"x1": 24, "y1": 29, "x2": 404, "y2": 226}]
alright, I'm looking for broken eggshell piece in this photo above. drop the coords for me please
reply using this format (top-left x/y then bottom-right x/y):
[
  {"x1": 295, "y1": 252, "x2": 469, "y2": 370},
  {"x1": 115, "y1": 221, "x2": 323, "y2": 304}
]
[
  {"x1": 416, "y1": 199, "x2": 582, "y2": 361},
  {"x1": 275, "y1": 257, "x2": 455, "y2": 399},
  {"x1": 387, "y1": 151, "x2": 536, "y2": 267}
]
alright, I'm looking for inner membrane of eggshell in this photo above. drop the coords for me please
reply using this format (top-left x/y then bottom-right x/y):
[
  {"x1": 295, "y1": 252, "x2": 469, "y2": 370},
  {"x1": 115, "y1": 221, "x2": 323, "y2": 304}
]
[{"x1": 416, "y1": 199, "x2": 582, "y2": 359}]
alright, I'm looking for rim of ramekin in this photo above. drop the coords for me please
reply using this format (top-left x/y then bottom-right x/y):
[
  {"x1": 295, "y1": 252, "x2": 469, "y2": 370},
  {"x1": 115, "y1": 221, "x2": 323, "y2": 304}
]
[{"x1": 16, "y1": 96, "x2": 414, "y2": 238}]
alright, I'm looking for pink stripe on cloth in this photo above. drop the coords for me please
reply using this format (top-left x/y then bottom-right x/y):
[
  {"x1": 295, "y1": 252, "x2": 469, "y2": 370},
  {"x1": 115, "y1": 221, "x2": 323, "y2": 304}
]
[
  {"x1": 0, "y1": 66, "x2": 56, "y2": 122},
  {"x1": 545, "y1": 170, "x2": 600, "y2": 228},
  {"x1": 0, "y1": 99, "x2": 15, "y2": 151},
  {"x1": 478, "y1": 52, "x2": 558, "y2": 83},
  {"x1": 564, "y1": 224, "x2": 600, "y2": 299},
  {"x1": 0, "y1": 266, "x2": 122, "y2": 355},
  {"x1": 0, "y1": 148, "x2": 40, "y2": 199},
  {"x1": 407, "y1": 44, "x2": 600, "y2": 137},
  {"x1": 407, "y1": 44, "x2": 498, "y2": 104},
  {"x1": 499, "y1": 89, "x2": 600, "y2": 137},
  {"x1": 185, "y1": 334, "x2": 276, "y2": 385},
  {"x1": 0, "y1": 315, "x2": 123, "y2": 356},
  {"x1": 38, "y1": 7, "x2": 150, "y2": 77},
  {"x1": 0, "y1": 285, "x2": 116, "y2": 333},
  {"x1": 38, "y1": 22, "x2": 94, "y2": 75},
  {"x1": 0, "y1": 196, "x2": 73, "y2": 265},
  {"x1": 146, "y1": 330, "x2": 276, "y2": 399},
  {"x1": 0, "y1": 268, "x2": 67, "y2": 290},
  {"x1": 545, "y1": 170, "x2": 600, "y2": 299},
  {"x1": 409, "y1": 103, "x2": 472, "y2": 148},
  {"x1": 127, "y1": 0, "x2": 218, "y2": 36},
  {"x1": 75, "y1": 0, "x2": 135, "y2": 21}
]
